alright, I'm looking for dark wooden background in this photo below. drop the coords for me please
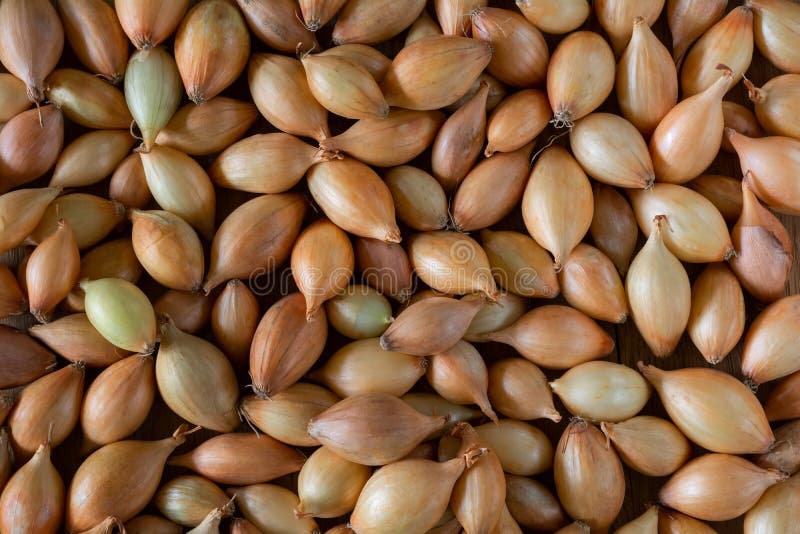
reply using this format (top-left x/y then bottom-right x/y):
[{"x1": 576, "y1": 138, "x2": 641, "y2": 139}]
[{"x1": 1, "y1": 0, "x2": 796, "y2": 532}]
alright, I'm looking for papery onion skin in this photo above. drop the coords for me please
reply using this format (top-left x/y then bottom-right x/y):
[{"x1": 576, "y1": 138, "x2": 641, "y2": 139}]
[
  {"x1": 547, "y1": 31, "x2": 615, "y2": 127},
  {"x1": 659, "y1": 453, "x2": 786, "y2": 522},
  {"x1": 722, "y1": 101, "x2": 764, "y2": 152},
  {"x1": 748, "y1": 0, "x2": 800, "y2": 74},
  {"x1": 765, "y1": 371, "x2": 800, "y2": 422},
  {"x1": 554, "y1": 419, "x2": 625, "y2": 533},
  {"x1": 601, "y1": 416, "x2": 692, "y2": 477},
  {"x1": 744, "y1": 472, "x2": 800, "y2": 534},
  {"x1": 639, "y1": 362, "x2": 774, "y2": 454},
  {"x1": 516, "y1": 0, "x2": 589, "y2": 34},
  {"x1": 668, "y1": 0, "x2": 727, "y2": 65},
  {"x1": 550, "y1": 361, "x2": 650, "y2": 422},
  {"x1": 650, "y1": 66, "x2": 732, "y2": 185},
  {"x1": 741, "y1": 295, "x2": 800, "y2": 385}
]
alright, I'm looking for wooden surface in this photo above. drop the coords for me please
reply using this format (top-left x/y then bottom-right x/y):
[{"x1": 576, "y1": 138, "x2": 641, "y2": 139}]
[{"x1": 2, "y1": 1, "x2": 797, "y2": 532}]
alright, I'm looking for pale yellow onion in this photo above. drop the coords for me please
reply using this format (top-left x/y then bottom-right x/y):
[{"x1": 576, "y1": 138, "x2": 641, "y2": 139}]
[
  {"x1": 521, "y1": 145, "x2": 593, "y2": 269},
  {"x1": 516, "y1": 0, "x2": 589, "y2": 34},
  {"x1": 600, "y1": 416, "x2": 691, "y2": 477},
  {"x1": 310, "y1": 338, "x2": 424, "y2": 398},
  {"x1": 174, "y1": 0, "x2": 250, "y2": 104},
  {"x1": 470, "y1": 7, "x2": 549, "y2": 87},
  {"x1": 156, "y1": 318, "x2": 239, "y2": 432},
  {"x1": 730, "y1": 180, "x2": 793, "y2": 302},
  {"x1": 660, "y1": 454, "x2": 786, "y2": 522},
  {"x1": 551, "y1": 361, "x2": 649, "y2": 422},
  {"x1": 426, "y1": 340, "x2": 497, "y2": 422},
  {"x1": 681, "y1": 7, "x2": 754, "y2": 96},
  {"x1": 741, "y1": 295, "x2": 800, "y2": 385},
  {"x1": 744, "y1": 473, "x2": 800, "y2": 534},
  {"x1": 380, "y1": 35, "x2": 492, "y2": 111},
  {"x1": 115, "y1": 0, "x2": 188, "y2": 49},
  {"x1": 156, "y1": 98, "x2": 259, "y2": 156},
  {"x1": 50, "y1": 130, "x2": 134, "y2": 188},
  {"x1": 616, "y1": 18, "x2": 678, "y2": 136},
  {"x1": 480, "y1": 229, "x2": 559, "y2": 299},
  {"x1": 649, "y1": 67, "x2": 732, "y2": 184},
  {"x1": 687, "y1": 263, "x2": 745, "y2": 364},
  {"x1": 307, "y1": 158, "x2": 400, "y2": 243},
  {"x1": 554, "y1": 420, "x2": 625, "y2": 533},
  {"x1": 451, "y1": 143, "x2": 535, "y2": 232},
  {"x1": 486, "y1": 305, "x2": 614, "y2": 369},
  {"x1": 722, "y1": 101, "x2": 764, "y2": 152},
  {"x1": 726, "y1": 129, "x2": 800, "y2": 214},
  {"x1": 402, "y1": 393, "x2": 482, "y2": 438},
  {"x1": 570, "y1": 112, "x2": 654, "y2": 189},
  {"x1": 488, "y1": 358, "x2": 561, "y2": 422},
  {"x1": 300, "y1": 52, "x2": 389, "y2": 120},
  {"x1": 590, "y1": 184, "x2": 638, "y2": 275},
  {"x1": 139, "y1": 145, "x2": 216, "y2": 240},
  {"x1": 463, "y1": 292, "x2": 527, "y2": 343},
  {"x1": 295, "y1": 446, "x2": 371, "y2": 519},
  {"x1": 668, "y1": 0, "x2": 727, "y2": 65},
  {"x1": 755, "y1": 419, "x2": 800, "y2": 475},
  {"x1": 485, "y1": 89, "x2": 549, "y2": 156},
  {"x1": 625, "y1": 216, "x2": 691, "y2": 357},
  {"x1": 688, "y1": 173, "x2": 743, "y2": 223},
  {"x1": 594, "y1": 0, "x2": 665, "y2": 56},
  {"x1": 239, "y1": 383, "x2": 339, "y2": 447},
  {"x1": 248, "y1": 53, "x2": 330, "y2": 142},
  {"x1": 228, "y1": 484, "x2": 318, "y2": 534},
  {"x1": 558, "y1": 243, "x2": 628, "y2": 324},
  {"x1": 628, "y1": 183, "x2": 733, "y2": 262},
  {"x1": 385, "y1": 166, "x2": 449, "y2": 231},
  {"x1": 124, "y1": 47, "x2": 182, "y2": 150},
  {"x1": 291, "y1": 219, "x2": 354, "y2": 319},
  {"x1": 547, "y1": 31, "x2": 615, "y2": 126},
  {"x1": 0, "y1": 0, "x2": 63, "y2": 103},
  {"x1": 325, "y1": 285, "x2": 392, "y2": 339},
  {"x1": 746, "y1": 74, "x2": 800, "y2": 140},
  {"x1": 81, "y1": 278, "x2": 156, "y2": 354},
  {"x1": 639, "y1": 362, "x2": 774, "y2": 454},
  {"x1": 407, "y1": 231, "x2": 498, "y2": 298},
  {"x1": 210, "y1": 133, "x2": 326, "y2": 195},
  {"x1": 748, "y1": 0, "x2": 800, "y2": 74}
]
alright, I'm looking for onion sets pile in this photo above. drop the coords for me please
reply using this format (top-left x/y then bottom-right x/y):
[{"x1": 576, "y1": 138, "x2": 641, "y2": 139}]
[{"x1": 1, "y1": 0, "x2": 800, "y2": 532}]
